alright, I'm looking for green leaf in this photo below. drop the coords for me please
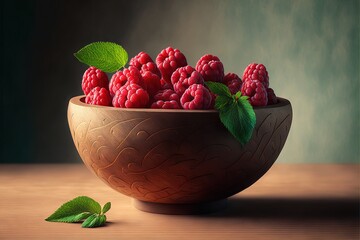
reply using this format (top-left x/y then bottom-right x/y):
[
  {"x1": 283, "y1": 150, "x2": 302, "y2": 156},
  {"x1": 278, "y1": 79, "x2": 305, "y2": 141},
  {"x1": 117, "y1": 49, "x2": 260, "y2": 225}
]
[
  {"x1": 206, "y1": 81, "x2": 256, "y2": 146},
  {"x1": 47, "y1": 212, "x2": 93, "y2": 223},
  {"x1": 82, "y1": 214, "x2": 106, "y2": 228},
  {"x1": 74, "y1": 42, "x2": 128, "y2": 73},
  {"x1": 214, "y1": 95, "x2": 232, "y2": 110},
  {"x1": 217, "y1": 93, "x2": 256, "y2": 146},
  {"x1": 205, "y1": 81, "x2": 232, "y2": 97},
  {"x1": 45, "y1": 196, "x2": 101, "y2": 222},
  {"x1": 81, "y1": 214, "x2": 99, "y2": 228},
  {"x1": 102, "y1": 202, "x2": 111, "y2": 214},
  {"x1": 98, "y1": 215, "x2": 107, "y2": 226},
  {"x1": 235, "y1": 91, "x2": 242, "y2": 99}
]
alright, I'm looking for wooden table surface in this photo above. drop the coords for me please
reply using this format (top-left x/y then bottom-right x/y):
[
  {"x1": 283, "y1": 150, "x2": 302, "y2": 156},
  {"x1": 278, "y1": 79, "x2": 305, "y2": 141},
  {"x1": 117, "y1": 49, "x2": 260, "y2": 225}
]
[{"x1": 0, "y1": 164, "x2": 358, "y2": 240}]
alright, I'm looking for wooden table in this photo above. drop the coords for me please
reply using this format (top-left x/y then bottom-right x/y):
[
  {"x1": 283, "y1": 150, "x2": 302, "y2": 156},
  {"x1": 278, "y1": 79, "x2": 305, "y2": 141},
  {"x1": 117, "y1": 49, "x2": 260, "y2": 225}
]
[{"x1": 0, "y1": 164, "x2": 358, "y2": 240}]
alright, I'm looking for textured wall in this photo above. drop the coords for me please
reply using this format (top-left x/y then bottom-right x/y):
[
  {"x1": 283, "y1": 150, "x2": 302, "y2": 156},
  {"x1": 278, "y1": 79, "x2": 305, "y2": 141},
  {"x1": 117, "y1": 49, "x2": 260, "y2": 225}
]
[{"x1": 1, "y1": 0, "x2": 359, "y2": 163}]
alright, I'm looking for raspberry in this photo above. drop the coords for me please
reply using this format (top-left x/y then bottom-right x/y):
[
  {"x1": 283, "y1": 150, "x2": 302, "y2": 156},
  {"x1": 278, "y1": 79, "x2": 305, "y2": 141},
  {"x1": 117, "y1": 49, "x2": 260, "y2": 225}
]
[
  {"x1": 129, "y1": 52, "x2": 154, "y2": 70},
  {"x1": 151, "y1": 89, "x2": 181, "y2": 109},
  {"x1": 141, "y1": 69, "x2": 161, "y2": 98},
  {"x1": 139, "y1": 62, "x2": 162, "y2": 97},
  {"x1": 156, "y1": 47, "x2": 187, "y2": 82},
  {"x1": 160, "y1": 78, "x2": 173, "y2": 90},
  {"x1": 224, "y1": 73, "x2": 242, "y2": 94},
  {"x1": 180, "y1": 84, "x2": 212, "y2": 110},
  {"x1": 241, "y1": 79, "x2": 268, "y2": 106},
  {"x1": 112, "y1": 83, "x2": 149, "y2": 108},
  {"x1": 171, "y1": 65, "x2": 204, "y2": 96},
  {"x1": 267, "y1": 88, "x2": 278, "y2": 105},
  {"x1": 195, "y1": 54, "x2": 224, "y2": 82},
  {"x1": 81, "y1": 66, "x2": 109, "y2": 95},
  {"x1": 198, "y1": 54, "x2": 220, "y2": 62},
  {"x1": 208, "y1": 91, "x2": 216, "y2": 109},
  {"x1": 109, "y1": 66, "x2": 144, "y2": 97},
  {"x1": 140, "y1": 61, "x2": 161, "y2": 77},
  {"x1": 242, "y1": 63, "x2": 269, "y2": 88},
  {"x1": 85, "y1": 87, "x2": 111, "y2": 106}
]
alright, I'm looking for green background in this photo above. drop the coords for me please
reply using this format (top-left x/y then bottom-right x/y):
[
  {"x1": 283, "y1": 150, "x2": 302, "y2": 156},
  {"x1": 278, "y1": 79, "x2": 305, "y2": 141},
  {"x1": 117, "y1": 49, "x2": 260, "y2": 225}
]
[{"x1": 1, "y1": 0, "x2": 359, "y2": 163}]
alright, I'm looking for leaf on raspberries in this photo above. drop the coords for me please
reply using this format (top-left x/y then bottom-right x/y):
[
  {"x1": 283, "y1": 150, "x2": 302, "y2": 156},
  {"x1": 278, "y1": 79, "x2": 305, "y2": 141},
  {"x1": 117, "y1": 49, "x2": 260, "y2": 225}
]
[
  {"x1": 218, "y1": 94, "x2": 256, "y2": 145},
  {"x1": 207, "y1": 81, "x2": 256, "y2": 146},
  {"x1": 214, "y1": 95, "x2": 232, "y2": 110},
  {"x1": 74, "y1": 42, "x2": 128, "y2": 73},
  {"x1": 45, "y1": 196, "x2": 101, "y2": 223},
  {"x1": 235, "y1": 91, "x2": 242, "y2": 99},
  {"x1": 205, "y1": 81, "x2": 232, "y2": 97}
]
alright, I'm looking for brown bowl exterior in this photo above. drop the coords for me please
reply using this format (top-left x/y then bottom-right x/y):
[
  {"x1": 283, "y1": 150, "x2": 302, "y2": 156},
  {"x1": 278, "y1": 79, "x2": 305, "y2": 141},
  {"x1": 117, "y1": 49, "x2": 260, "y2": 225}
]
[{"x1": 68, "y1": 96, "x2": 292, "y2": 204}]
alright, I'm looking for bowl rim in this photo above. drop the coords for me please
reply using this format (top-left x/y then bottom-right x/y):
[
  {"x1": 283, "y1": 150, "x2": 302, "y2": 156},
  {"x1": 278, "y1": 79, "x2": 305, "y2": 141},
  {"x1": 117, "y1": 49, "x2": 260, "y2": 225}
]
[{"x1": 69, "y1": 95, "x2": 291, "y2": 113}]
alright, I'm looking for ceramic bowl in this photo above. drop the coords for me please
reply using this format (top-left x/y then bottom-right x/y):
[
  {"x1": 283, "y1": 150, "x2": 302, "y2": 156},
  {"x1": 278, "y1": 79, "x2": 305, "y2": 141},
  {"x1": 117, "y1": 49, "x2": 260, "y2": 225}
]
[{"x1": 68, "y1": 96, "x2": 292, "y2": 214}]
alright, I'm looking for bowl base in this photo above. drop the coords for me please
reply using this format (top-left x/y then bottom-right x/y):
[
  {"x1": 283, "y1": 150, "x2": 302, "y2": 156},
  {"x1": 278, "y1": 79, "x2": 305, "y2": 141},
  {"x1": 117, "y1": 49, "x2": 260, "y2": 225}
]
[{"x1": 133, "y1": 199, "x2": 228, "y2": 215}]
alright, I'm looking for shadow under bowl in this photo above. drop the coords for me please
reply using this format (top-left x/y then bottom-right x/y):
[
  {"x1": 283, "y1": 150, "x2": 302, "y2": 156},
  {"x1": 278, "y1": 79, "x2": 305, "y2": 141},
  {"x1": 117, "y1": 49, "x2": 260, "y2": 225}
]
[{"x1": 68, "y1": 96, "x2": 292, "y2": 214}]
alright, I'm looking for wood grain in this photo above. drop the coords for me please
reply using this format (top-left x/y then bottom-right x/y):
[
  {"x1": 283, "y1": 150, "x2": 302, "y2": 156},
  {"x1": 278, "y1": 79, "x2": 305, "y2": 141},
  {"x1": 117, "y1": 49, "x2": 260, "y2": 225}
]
[{"x1": 0, "y1": 164, "x2": 358, "y2": 240}]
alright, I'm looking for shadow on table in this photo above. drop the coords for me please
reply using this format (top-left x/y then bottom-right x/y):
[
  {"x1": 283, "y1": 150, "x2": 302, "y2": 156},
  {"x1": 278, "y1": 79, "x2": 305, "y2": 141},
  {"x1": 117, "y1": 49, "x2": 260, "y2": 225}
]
[{"x1": 207, "y1": 197, "x2": 359, "y2": 220}]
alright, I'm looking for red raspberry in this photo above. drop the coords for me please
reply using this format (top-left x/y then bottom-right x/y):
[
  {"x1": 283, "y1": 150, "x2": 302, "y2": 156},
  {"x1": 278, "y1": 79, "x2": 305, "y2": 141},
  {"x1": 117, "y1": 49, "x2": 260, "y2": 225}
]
[
  {"x1": 195, "y1": 54, "x2": 224, "y2": 82},
  {"x1": 140, "y1": 61, "x2": 161, "y2": 77},
  {"x1": 140, "y1": 61, "x2": 162, "y2": 98},
  {"x1": 160, "y1": 78, "x2": 173, "y2": 90},
  {"x1": 109, "y1": 71, "x2": 127, "y2": 96},
  {"x1": 171, "y1": 65, "x2": 204, "y2": 96},
  {"x1": 141, "y1": 69, "x2": 161, "y2": 98},
  {"x1": 241, "y1": 79, "x2": 268, "y2": 106},
  {"x1": 85, "y1": 87, "x2": 111, "y2": 106},
  {"x1": 112, "y1": 83, "x2": 149, "y2": 108},
  {"x1": 208, "y1": 91, "x2": 216, "y2": 109},
  {"x1": 267, "y1": 88, "x2": 278, "y2": 105},
  {"x1": 156, "y1": 47, "x2": 187, "y2": 82},
  {"x1": 81, "y1": 66, "x2": 109, "y2": 95},
  {"x1": 180, "y1": 84, "x2": 212, "y2": 110},
  {"x1": 129, "y1": 52, "x2": 154, "y2": 70},
  {"x1": 198, "y1": 54, "x2": 220, "y2": 62},
  {"x1": 151, "y1": 89, "x2": 181, "y2": 109},
  {"x1": 242, "y1": 63, "x2": 269, "y2": 88},
  {"x1": 224, "y1": 73, "x2": 242, "y2": 94},
  {"x1": 109, "y1": 66, "x2": 144, "y2": 97}
]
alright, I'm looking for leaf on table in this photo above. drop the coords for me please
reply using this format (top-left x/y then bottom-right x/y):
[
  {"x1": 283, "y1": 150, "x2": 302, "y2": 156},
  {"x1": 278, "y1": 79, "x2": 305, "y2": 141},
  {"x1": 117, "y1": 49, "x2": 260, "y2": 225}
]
[
  {"x1": 45, "y1": 196, "x2": 101, "y2": 222},
  {"x1": 81, "y1": 214, "x2": 107, "y2": 228},
  {"x1": 102, "y1": 202, "x2": 111, "y2": 214}
]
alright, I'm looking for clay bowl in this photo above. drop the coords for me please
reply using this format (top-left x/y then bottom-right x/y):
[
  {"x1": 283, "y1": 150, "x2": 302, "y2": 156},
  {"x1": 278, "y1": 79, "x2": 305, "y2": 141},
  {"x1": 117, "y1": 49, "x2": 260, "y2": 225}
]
[{"x1": 68, "y1": 96, "x2": 292, "y2": 214}]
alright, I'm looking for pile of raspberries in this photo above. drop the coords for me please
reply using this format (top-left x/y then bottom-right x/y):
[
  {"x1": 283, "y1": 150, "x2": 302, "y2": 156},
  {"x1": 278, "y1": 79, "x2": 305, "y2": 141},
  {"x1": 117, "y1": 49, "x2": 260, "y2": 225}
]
[{"x1": 82, "y1": 47, "x2": 277, "y2": 109}]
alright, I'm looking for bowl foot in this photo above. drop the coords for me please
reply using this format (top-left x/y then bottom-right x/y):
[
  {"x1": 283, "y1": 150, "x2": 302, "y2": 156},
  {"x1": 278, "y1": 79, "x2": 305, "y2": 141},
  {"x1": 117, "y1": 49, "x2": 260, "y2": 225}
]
[{"x1": 133, "y1": 199, "x2": 228, "y2": 215}]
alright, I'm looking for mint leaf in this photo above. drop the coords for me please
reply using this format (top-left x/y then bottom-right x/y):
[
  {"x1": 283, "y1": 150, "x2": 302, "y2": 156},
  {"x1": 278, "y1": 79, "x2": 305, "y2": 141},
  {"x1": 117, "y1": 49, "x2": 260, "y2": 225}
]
[
  {"x1": 74, "y1": 42, "x2": 128, "y2": 73},
  {"x1": 235, "y1": 91, "x2": 242, "y2": 99},
  {"x1": 46, "y1": 196, "x2": 110, "y2": 228},
  {"x1": 102, "y1": 202, "x2": 111, "y2": 214},
  {"x1": 98, "y1": 215, "x2": 107, "y2": 226},
  {"x1": 218, "y1": 94, "x2": 256, "y2": 145},
  {"x1": 47, "y1": 212, "x2": 93, "y2": 223},
  {"x1": 82, "y1": 214, "x2": 107, "y2": 228},
  {"x1": 215, "y1": 95, "x2": 232, "y2": 110},
  {"x1": 81, "y1": 214, "x2": 98, "y2": 228},
  {"x1": 45, "y1": 196, "x2": 101, "y2": 222},
  {"x1": 207, "y1": 81, "x2": 256, "y2": 146},
  {"x1": 205, "y1": 81, "x2": 232, "y2": 97}
]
